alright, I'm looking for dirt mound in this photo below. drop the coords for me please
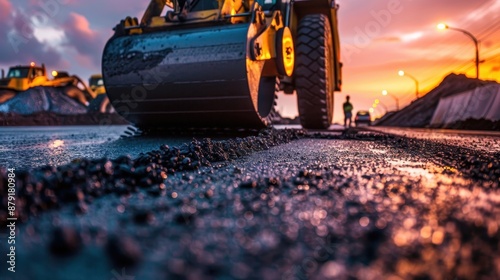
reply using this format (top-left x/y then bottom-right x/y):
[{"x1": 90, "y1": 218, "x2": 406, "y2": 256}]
[
  {"x1": 0, "y1": 86, "x2": 87, "y2": 115},
  {"x1": 0, "y1": 87, "x2": 127, "y2": 126},
  {"x1": 0, "y1": 112, "x2": 128, "y2": 126},
  {"x1": 377, "y1": 73, "x2": 498, "y2": 127}
]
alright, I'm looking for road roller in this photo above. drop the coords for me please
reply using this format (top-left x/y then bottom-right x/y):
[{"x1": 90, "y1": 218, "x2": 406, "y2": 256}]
[{"x1": 102, "y1": 0, "x2": 342, "y2": 130}]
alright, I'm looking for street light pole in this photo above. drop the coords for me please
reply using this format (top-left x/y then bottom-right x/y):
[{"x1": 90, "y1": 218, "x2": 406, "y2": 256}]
[
  {"x1": 373, "y1": 106, "x2": 387, "y2": 119},
  {"x1": 372, "y1": 99, "x2": 387, "y2": 115},
  {"x1": 378, "y1": 102, "x2": 388, "y2": 114},
  {"x1": 398, "y1": 70, "x2": 419, "y2": 99},
  {"x1": 437, "y1": 23, "x2": 480, "y2": 79},
  {"x1": 382, "y1": 90, "x2": 400, "y2": 111}
]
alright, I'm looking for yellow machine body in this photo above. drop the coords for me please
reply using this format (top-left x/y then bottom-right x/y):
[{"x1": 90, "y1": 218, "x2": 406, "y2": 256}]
[
  {"x1": 102, "y1": 0, "x2": 342, "y2": 129},
  {"x1": 89, "y1": 74, "x2": 106, "y2": 97}
]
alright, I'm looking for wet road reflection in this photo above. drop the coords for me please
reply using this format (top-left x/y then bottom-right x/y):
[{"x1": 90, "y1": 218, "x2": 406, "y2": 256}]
[{"x1": 6, "y1": 128, "x2": 500, "y2": 279}]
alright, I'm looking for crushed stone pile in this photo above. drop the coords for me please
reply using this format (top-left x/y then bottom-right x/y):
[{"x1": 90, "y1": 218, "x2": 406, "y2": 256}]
[
  {"x1": 0, "y1": 87, "x2": 126, "y2": 125},
  {"x1": 377, "y1": 73, "x2": 498, "y2": 127},
  {"x1": 0, "y1": 86, "x2": 87, "y2": 115}
]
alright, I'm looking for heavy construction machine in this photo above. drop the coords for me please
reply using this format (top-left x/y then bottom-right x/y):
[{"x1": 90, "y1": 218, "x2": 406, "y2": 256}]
[
  {"x1": 0, "y1": 63, "x2": 94, "y2": 105},
  {"x1": 88, "y1": 74, "x2": 115, "y2": 113},
  {"x1": 89, "y1": 74, "x2": 106, "y2": 97},
  {"x1": 102, "y1": 0, "x2": 342, "y2": 129}
]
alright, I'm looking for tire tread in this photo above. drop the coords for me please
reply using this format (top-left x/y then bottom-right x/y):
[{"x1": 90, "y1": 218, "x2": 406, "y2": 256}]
[{"x1": 295, "y1": 14, "x2": 334, "y2": 129}]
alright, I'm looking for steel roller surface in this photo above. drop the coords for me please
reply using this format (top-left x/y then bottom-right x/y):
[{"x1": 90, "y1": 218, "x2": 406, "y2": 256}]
[{"x1": 102, "y1": 23, "x2": 276, "y2": 129}]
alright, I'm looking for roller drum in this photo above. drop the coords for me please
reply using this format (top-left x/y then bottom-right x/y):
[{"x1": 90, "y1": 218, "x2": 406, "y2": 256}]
[{"x1": 102, "y1": 23, "x2": 276, "y2": 129}]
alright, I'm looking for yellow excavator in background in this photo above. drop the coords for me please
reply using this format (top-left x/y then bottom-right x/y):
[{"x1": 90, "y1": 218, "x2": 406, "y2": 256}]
[
  {"x1": 0, "y1": 62, "x2": 94, "y2": 105},
  {"x1": 102, "y1": 0, "x2": 342, "y2": 130},
  {"x1": 89, "y1": 74, "x2": 106, "y2": 97},
  {"x1": 87, "y1": 74, "x2": 115, "y2": 113}
]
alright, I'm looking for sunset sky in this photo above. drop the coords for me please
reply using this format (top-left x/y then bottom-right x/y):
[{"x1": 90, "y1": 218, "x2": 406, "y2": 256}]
[{"x1": 0, "y1": 0, "x2": 499, "y2": 123}]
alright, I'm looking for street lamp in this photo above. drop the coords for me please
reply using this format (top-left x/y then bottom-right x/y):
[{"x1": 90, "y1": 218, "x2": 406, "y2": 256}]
[
  {"x1": 398, "y1": 70, "x2": 419, "y2": 98},
  {"x1": 437, "y1": 23, "x2": 480, "y2": 79},
  {"x1": 382, "y1": 90, "x2": 400, "y2": 111}
]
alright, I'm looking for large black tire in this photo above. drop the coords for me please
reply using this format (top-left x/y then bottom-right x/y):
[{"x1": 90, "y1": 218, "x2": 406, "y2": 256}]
[{"x1": 295, "y1": 14, "x2": 335, "y2": 129}]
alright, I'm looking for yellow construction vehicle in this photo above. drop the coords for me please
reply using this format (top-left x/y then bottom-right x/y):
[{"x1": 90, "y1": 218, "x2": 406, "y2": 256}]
[
  {"x1": 102, "y1": 0, "x2": 342, "y2": 130},
  {"x1": 0, "y1": 62, "x2": 94, "y2": 105},
  {"x1": 88, "y1": 74, "x2": 115, "y2": 113},
  {"x1": 89, "y1": 74, "x2": 106, "y2": 97}
]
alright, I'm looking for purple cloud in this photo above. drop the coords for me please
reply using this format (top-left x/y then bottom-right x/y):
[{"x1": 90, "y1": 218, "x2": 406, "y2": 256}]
[
  {"x1": 0, "y1": 0, "x2": 64, "y2": 69},
  {"x1": 62, "y1": 12, "x2": 104, "y2": 66}
]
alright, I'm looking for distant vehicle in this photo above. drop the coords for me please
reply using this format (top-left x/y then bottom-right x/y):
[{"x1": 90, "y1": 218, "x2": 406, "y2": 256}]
[{"x1": 355, "y1": 111, "x2": 371, "y2": 126}]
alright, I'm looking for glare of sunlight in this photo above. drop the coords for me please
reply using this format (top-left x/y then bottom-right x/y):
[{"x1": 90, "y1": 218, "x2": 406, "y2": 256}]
[{"x1": 50, "y1": 140, "x2": 65, "y2": 148}]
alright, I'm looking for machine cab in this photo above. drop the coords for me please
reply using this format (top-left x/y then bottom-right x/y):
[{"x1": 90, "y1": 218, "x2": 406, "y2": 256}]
[
  {"x1": 8, "y1": 64, "x2": 46, "y2": 79},
  {"x1": 3, "y1": 63, "x2": 48, "y2": 91}
]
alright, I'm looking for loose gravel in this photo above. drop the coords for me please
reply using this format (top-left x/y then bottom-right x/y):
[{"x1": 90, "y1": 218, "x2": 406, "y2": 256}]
[
  {"x1": 1, "y1": 128, "x2": 499, "y2": 280},
  {"x1": 0, "y1": 129, "x2": 302, "y2": 225}
]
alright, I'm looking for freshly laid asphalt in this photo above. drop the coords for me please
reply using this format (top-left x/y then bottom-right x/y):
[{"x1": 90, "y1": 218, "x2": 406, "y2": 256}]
[
  {"x1": 1, "y1": 127, "x2": 499, "y2": 279},
  {"x1": 0, "y1": 126, "x2": 193, "y2": 169}
]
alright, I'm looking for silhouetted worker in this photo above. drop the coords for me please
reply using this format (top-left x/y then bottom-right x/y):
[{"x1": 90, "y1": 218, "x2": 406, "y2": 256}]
[{"x1": 343, "y1": 95, "x2": 353, "y2": 128}]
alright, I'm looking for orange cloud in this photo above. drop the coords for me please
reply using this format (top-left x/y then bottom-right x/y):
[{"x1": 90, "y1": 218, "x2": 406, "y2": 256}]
[
  {"x1": 331, "y1": 0, "x2": 500, "y2": 123},
  {"x1": 63, "y1": 12, "x2": 103, "y2": 64},
  {"x1": 65, "y1": 12, "x2": 98, "y2": 41},
  {"x1": 0, "y1": 0, "x2": 12, "y2": 19}
]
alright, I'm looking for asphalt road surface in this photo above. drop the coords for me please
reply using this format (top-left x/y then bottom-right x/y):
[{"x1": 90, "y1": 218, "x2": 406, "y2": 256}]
[
  {"x1": 0, "y1": 126, "x2": 214, "y2": 169},
  {"x1": 1, "y1": 126, "x2": 499, "y2": 280}
]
